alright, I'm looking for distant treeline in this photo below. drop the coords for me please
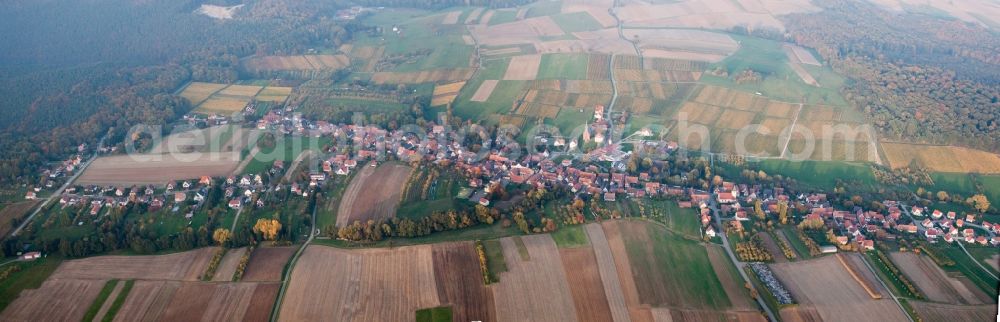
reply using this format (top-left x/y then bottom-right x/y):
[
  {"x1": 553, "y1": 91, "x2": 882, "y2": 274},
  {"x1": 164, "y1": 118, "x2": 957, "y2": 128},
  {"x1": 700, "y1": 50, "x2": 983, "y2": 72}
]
[{"x1": 783, "y1": 0, "x2": 1000, "y2": 152}]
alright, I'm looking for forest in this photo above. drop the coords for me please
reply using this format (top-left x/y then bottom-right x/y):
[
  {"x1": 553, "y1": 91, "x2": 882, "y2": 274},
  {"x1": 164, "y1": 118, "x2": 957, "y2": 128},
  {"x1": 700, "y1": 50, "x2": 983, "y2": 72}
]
[
  {"x1": 782, "y1": 0, "x2": 1000, "y2": 152},
  {"x1": 0, "y1": 0, "x2": 356, "y2": 186}
]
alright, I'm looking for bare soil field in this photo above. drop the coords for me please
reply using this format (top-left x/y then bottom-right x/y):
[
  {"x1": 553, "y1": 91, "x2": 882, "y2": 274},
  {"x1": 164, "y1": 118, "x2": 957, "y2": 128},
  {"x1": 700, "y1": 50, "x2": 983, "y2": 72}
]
[
  {"x1": 584, "y1": 223, "x2": 632, "y2": 322},
  {"x1": 0, "y1": 279, "x2": 104, "y2": 322},
  {"x1": 562, "y1": 0, "x2": 617, "y2": 27},
  {"x1": 242, "y1": 246, "x2": 295, "y2": 282},
  {"x1": 641, "y1": 48, "x2": 729, "y2": 62},
  {"x1": 560, "y1": 246, "x2": 615, "y2": 322},
  {"x1": 335, "y1": 162, "x2": 412, "y2": 227},
  {"x1": 112, "y1": 280, "x2": 275, "y2": 322},
  {"x1": 149, "y1": 125, "x2": 236, "y2": 154},
  {"x1": 503, "y1": 54, "x2": 543, "y2": 80},
  {"x1": 255, "y1": 86, "x2": 293, "y2": 102},
  {"x1": 778, "y1": 306, "x2": 823, "y2": 322},
  {"x1": 910, "y1": 301, "x2": 997, "y2": 322},
  {"x1": 278, "y1": 245, "x2": 440, "y2": 321},
  {"x1": 770, "y1": 255, "x2": 908, "y2": 321},
  {"x1": 244, "y1": 54, "x2": 349, "y2": 71},
  {"x1": 441, "y1": 10, "x2": 461, "y2": 24},
  {"x1": 493, "y1": 235, "x2": 578, "y2": 321},
  {"x1": 788, "y1": 61, "x2": 818, "y2": 86},
  {"x1": 470, "y1": 16, "x2": 565, "y2": 47},
  {"x1": 601, "y1": 221, "x2": 656, "y2": 322},
  {"x1": 52, "y1": 247, "x2": 215, "y2": 281},
  {"x1": 535, "y1": 35, "x2": 635, "y2": 55},
  {"x1": 889, "y1": 252, "x2": 989, "y2": 304},
  {"x1": 77, "y1": 152, "x2": 240, "y2": 186},
  {"x1": 371, "y1": 68, "x2": 474, "y2": 84},
  {"x1": 783, "y1": 44, "x2": 821, "y2": 66},
  {"x1": 0, "y1": 201, "x2": 37, "y2": 236},
  {"x1": 180, "y1": 82, "x2": 228, "y2": 105},
  {"x1": 470, "y1": 79, "x2": 500, "y2": 102},
  {"x1": 431, "y1": 242, "x2": 496, "y2": 322},
  {"x1": 882, "y1": 143, "x2": 1000, "y2": 173},
  {"x1": 212, "y1": 247, "x2": 247, "y2": 281}
]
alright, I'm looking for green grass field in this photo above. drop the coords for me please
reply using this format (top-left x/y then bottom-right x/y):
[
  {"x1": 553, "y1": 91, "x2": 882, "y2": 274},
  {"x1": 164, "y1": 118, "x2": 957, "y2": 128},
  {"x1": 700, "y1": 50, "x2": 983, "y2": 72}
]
[
  {"x1": 780, "y1": 227, "x2": 814, "y2": 260},
  {"x1": 703, "y1": 35, "x2": 849, "y2": 107},
  {"x1": 551, "y1": 224, "x2": 590, "y2": 248},
  {"x1": 536, "y1": 54, "x2": 589, "y2": 80},
  {"x1": 661, "y1": 201, "x2": 702, "y2": 239},
  {"x1": 548, "y1": 107, "x2": 592, "y2": 135},
  {"x1": 416, "y1": 306, "x2": 453, "y2": 322},
  {"x1": 621, "y1": 221, "x2": 731, "y2": 309},
  {"x1": 101, "y1": 280, "x2": 134, "y2": 322},
  {"x1": 525, "y1": 1, "x2": 562, "y2": 18},
  {"x1": 753, "y1": 159, "x2": 877, "y2": 190},
  {"x1": 550, "y1": 12, "x2": 603, "y2": 33},
  {"x1": 487, "y1": 10, "x2": 518, "y2": 25},
  {"x1": 934, "y1": 244, "x2": 999, "y2": 298},
  {"x1": 244, "y1": 136, "x2": 332, "y2": 175},
  {"x1": 352, "y1": 9, "x2": 474, "y2": 71},
  {"x1": 326, "y1": 97, "x2": 408, "y2": 111}
]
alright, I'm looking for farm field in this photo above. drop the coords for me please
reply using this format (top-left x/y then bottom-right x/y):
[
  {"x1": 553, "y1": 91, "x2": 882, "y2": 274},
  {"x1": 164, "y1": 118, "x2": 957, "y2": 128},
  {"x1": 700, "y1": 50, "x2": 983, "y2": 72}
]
[
  {"x1": 179, "y1": 82, "x2": 286, "y2": 114},
  {"x1": 277, "y1": 244, "x2": 441, "y2": 321},
  {"x1": 492, "y1": 235, "x2": 578, "y2": 321},
  {"x1": 503, "y1": 55, "x2": 542, "y2": 80},
  {"x1": 335, "y1": 162, "x2": 413, "y2": 227},
  {"x1": 888, "y1": 252, "x2": 992, "y2": 304},
  {"x1": 881, "y1": 142, "x2": 1000, "y2": 174},
  {"x1": 0, "y1": 248, "x2": 276, "y2": 321},
  {"x1": 909, "y1": 300, "x2": 997, "y2": 322},
  {"x1": 0, "y1": 201, "x2": 37, "y2": 236},
  {"x1": 241, "y1": 246, "x2": 296, "y2": 282},
  {"x1": 243, "y1": 54, "x2": 350, "y2": 71},
  {"x1": 769, "y1": 254, "x2": 908, "y2": 321},
  {"x1": 148, "y1": 124, "x2": 251, "y2": 154},
  {"x1": 868, "y1": 0, "x2": 1000, "y2": 29},
  {"x1": 212, "y1": 247, "x2": 246, "y2": 281},
  {"x1": 430, "y1": 81, "x2": 465, "y2": 106},
  {"x1": 77, "y1": 152, "x2": 240, "y2": 186}
]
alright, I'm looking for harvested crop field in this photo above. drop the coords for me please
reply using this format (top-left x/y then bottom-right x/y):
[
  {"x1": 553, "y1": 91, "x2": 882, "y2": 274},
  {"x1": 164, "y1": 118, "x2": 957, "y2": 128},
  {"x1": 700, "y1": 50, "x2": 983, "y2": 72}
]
[
  {"x1": 503, "y1": 55, "x2": 542, "y2": 80},
  {"x1": 493, "y1": 235, "x2": 578, "y2": 321},
  {"x1": 770, "y1": 255, "x2": 908, "y2": 321},
  {"x1": 0, "y1": 279, "x2": 105, "y2": 322},
  {"x1": 470, "y1": 16, "x2": 565, "y2": 47},
  {"x1": 431, "y1": 81, "x2": 466, "y2": 106},
  {"x1": 217, "y1": 84, "x2": 263, "y2": 97},
  {"x1": 111, "y1": 280, "x2": 277, "y2": 322},
  {"x1": 242, "y1": 246, "x2": 295, "y2": 282},
  {"x1": 882, "y1": 143, "x2": 1000, "y2": 173},
  {"x1": 889, "y1": 252, "x2": 990, "y2": 304},
  {"x1": 77, "y1": 152, "x2": 240, "y2": 186},
  {"x1": 583, "y1": 224, "x2": 632, "y2": 322},
  {"x1": 909, "y1": 301, "x2": 996, "y2": 322},
  {"x1": 615, "y1": 0, "x2": 817, "y2": 31},
  {"x1": 255, "y1": 86, "x2": 293, "y2": 102},
  {"x1": 52, "y1": 247, "x2": 215, "y2": 281},
  {"x1": 197, "y1": 97, "x2": 250, "y2": 113},
  {"x1": 431, "y1": 242, "x2": 496, "y2": 322},
  {"x1": 244, "y1": 54, "x2": 349, "y2": 71},
  {"x1": 278, "y1": 245, "x2": 440, "y2": 321},
  {"x1": 470, "y1": 79, "x2": 499, "y2": 102},
  {"x1": 212, "y1": 247, "x2": 246, "y2": 281},
  {"x1": 179, "y1": 82, "x2": 228, "y2": 105},
  {"x1": 371, "y1": 68, "x2": 474, "y2": 84},
  {"x1": 600, "y1": 221, "x2": 644, "y2": 320},
  {"x1": 0, "y1": 201, "x2": 37, "y2": 236},
  {"x1": 560, "y1": 246, "x2": 614, "y2": 322},
  {"x1": 756, "y1": 232, "x2": 788, "y2": 263},
  {"x1": 778, "y1": 306, "x2": 823, "y2": 322},
  {"x1": 335, "y1": 162, "x2": 412, "y2": 227},
  {"x1": 622, "y1": 29, "x2": 738, "y2": 56},
  {"x1": 562, "y1": 1, "x2": 617, "y2": 27}
]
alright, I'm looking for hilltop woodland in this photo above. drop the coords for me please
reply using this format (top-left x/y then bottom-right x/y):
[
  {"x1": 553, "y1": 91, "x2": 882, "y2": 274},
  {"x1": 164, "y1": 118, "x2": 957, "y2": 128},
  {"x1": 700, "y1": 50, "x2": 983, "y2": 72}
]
[
  {"x1": 783, "y1": 0, "x2": 1000, "y2": 152},
  {"x1": 0, "y1": 0, "x2": 355, "y2": 186}
]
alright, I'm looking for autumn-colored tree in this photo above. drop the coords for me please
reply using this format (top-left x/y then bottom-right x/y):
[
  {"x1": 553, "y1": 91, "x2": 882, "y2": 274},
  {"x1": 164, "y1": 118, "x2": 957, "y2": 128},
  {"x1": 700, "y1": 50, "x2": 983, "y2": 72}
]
[
  {"x1": 213, "y1": 228, "x2": 231, "y2": 245},
  {"x1": 253, "y1": 218, "x2": 282, "y2": 241},
  {"x1": 968, "y1": 194, "x2": 991, "y2": 213},
  {"x1": 936, "y1": 191, "x2": 949, "y2": 202},
  {"x1": 778, "y1": 201, "x2": 789, "y2": 225},
  {"x1": 753, "y1": 199, "x2": 766, "y2": 220},
  {"x1": 513, "y1": 211, "x2": 530, "y2": 234}
]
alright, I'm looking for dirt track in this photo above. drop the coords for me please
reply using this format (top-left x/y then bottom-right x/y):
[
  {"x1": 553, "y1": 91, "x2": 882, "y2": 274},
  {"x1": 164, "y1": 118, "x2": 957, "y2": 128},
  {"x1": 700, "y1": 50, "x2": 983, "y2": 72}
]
[{"x1": 335, "y1": 162, "x2": 412, "y2": 227}]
